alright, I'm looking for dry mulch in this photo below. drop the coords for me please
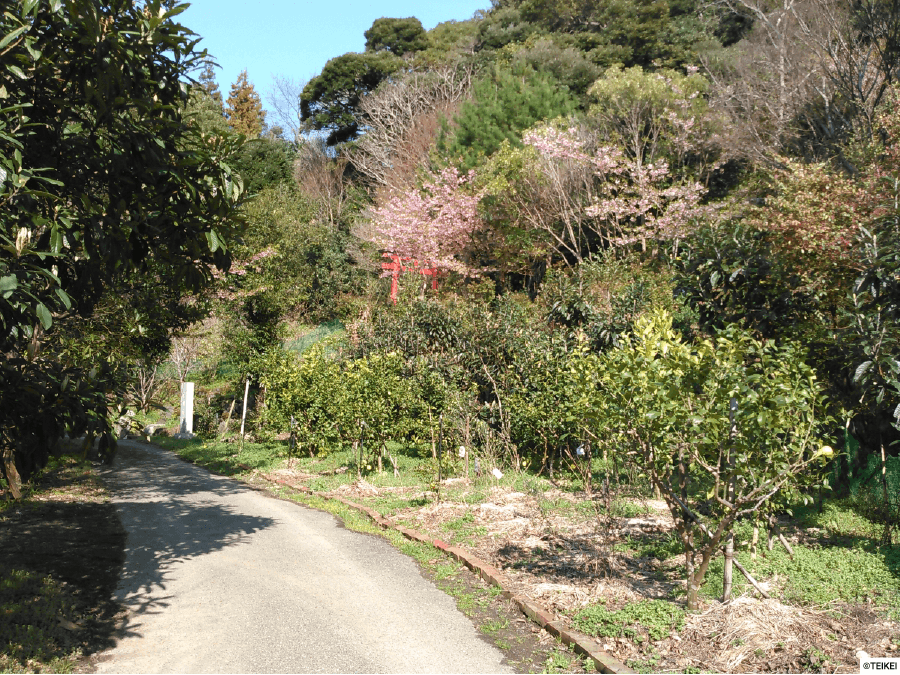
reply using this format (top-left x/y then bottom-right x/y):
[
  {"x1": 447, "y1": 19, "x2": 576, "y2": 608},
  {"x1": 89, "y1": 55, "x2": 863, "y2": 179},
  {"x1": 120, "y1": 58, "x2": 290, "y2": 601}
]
[{"x1": 303, "y1": 475, "x2": 900, "y2": 674}]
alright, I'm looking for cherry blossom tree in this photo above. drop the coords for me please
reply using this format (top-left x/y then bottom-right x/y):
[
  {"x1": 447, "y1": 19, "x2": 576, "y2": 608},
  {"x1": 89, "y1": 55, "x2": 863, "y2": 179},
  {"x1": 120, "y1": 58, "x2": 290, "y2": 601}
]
[
  {"x1": 370, "y1": 167, "x2": 484, "y2": 276},
  {"x1": 520, "y1": 124, "x2": 707, "y2": 257}
]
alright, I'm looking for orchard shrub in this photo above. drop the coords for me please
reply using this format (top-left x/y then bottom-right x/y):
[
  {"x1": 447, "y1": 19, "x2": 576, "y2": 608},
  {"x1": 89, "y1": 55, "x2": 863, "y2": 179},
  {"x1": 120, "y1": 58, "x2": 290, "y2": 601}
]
[{"x1": 584, "y1": 310, "x2": 834, "y2": 609}]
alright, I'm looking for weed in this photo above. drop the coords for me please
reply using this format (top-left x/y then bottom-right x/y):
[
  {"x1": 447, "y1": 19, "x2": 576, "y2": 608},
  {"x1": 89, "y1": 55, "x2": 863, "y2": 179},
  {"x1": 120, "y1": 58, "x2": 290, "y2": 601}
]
[
  {"x1": 479, "y1": 617, "x2": 509, "y2": 635},
  {"x1": 451, "y1": 589, "x2": 477, "y2": 616},
  {"x1": 495, "y1": 638, "x2": 511, "y2": 650},
  {"x1": 0, "y1": 566, "x2": 79, "y2": 673},
  {"x1": 626, "y1": 649, "x2": 662, "y2": 674},
  {"x1": 802, "y1": 646, "x2": 829, "y2": 670},
  {"x1": 701, "y1": 541, "x2": 900, "y2": 614},
  {"x1": 443, "y1": 513, "x2": 475, "y2": 531},
  {"x1": 543, "y1": 647, "x2": 574, "y2": 673},
  {"x1": 610, "y1": 500, "x2": 652, "y2": 519},
  {"x1": 573, "y1": 599, "x2": 686, "y2": 642},
  {"x1": 433, "y1": 562, "x2": 462, "y2": 580}
]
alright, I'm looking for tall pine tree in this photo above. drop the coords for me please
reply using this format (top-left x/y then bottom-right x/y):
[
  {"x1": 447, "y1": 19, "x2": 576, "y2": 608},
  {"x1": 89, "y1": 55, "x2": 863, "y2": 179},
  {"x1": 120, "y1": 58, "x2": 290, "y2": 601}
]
[
  {"x1": 225, "y1": 70, "x2": 266, "y2": 138},
  {"x1": 199, "y1": 59, "x2": 223, "y2": 107}
]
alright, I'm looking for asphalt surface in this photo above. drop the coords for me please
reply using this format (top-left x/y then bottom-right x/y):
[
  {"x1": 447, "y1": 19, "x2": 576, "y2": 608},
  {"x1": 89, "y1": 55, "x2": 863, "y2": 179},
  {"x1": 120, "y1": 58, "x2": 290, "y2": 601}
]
[{"x1": 95, "y1": 441, "x2": 513, "y2": 674}]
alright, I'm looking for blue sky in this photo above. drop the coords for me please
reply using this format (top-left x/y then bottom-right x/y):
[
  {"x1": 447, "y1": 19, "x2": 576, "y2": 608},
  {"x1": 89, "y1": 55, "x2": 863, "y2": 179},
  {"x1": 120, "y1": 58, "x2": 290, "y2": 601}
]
[{"x1": 180, "y1": 1, "x2": 490, "y2": 118}]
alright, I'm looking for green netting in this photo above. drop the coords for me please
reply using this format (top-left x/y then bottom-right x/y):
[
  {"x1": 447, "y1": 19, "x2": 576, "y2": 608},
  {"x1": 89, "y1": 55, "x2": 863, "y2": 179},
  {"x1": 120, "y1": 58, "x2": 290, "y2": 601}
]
[
  {"x1": 284, "y1": 321, "x2": 345, "y2": 356},
  {"x1": 848, "y1": 452, "x2": 900, "y2": 496}
]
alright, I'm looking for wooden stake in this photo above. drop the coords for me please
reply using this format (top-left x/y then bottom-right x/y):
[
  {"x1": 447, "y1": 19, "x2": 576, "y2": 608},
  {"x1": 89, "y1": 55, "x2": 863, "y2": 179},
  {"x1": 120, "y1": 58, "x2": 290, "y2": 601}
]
[
  {"x1": 723, "y1": 397, "x2": 738, "y2": 602},
  {"x1": 723, "y1": 534, "x2": 735, "y2": 602},
  {"x1": 389, "y1": 452, "x2": 399, "y2": 478},
  {"x1": 767, "y1": 514, "x2": 794, "y2": 559},
  {"x1": 751, "y1": 521, "x2": 759, "y2": 561},
  {"x1": 732, "y1": 557, "x2": 770, "y2": 599},
  {"x1": 465, "y1": 412, "x2": 470, "y2": 479}
]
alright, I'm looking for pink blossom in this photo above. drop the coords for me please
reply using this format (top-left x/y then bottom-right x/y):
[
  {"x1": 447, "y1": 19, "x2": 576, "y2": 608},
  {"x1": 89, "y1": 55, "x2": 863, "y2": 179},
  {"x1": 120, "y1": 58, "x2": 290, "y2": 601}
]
[{"x1": 370, "y1": 168, "x2": 484, "y2": 276}]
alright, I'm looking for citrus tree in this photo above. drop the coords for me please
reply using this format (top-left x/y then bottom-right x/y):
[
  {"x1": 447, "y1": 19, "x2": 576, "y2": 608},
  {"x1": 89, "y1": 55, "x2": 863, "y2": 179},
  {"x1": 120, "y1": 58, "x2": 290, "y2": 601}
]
[{"x1": 585, "y1": 311, "x2": 833, "y2": 609}]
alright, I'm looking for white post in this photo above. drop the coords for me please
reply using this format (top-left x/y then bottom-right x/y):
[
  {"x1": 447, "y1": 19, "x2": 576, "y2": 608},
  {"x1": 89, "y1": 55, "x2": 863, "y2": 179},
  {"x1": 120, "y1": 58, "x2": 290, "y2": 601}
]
[
  {"x1": 240, "y1": 376, "x2": 251, "y2": 444},
  {"x1": 180, "y1": 382, "x2": 194, "y2": 435}
]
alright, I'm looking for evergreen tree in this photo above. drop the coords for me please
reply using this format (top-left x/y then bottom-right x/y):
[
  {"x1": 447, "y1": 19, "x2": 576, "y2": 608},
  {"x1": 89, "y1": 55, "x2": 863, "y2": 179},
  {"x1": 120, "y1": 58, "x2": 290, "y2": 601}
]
[
  {"x1": 365, "y1": 17, "x2": 429, "y2": 55},
  {"x1": 186, "y1": 87, "x2": 228, "y2": 136},
  {"x1": 199, "y1": 59, "x2": 223, "y2": 106},
  {"x1": 226, "y1": 70, "x2": 267, "y2": 138},
  {"x1": 300, "y1": 51, "x2": 403, "y2": 145},
  {"x1": 438, "y1": 65, "x2": 576, "y2": 170}
]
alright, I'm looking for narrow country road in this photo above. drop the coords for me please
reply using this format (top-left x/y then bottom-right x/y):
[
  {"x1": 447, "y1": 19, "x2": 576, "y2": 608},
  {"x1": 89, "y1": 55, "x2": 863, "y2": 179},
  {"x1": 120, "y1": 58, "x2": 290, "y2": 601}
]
[{"x1": 95, "y1": 441, "x2": 513, "y2": 674}]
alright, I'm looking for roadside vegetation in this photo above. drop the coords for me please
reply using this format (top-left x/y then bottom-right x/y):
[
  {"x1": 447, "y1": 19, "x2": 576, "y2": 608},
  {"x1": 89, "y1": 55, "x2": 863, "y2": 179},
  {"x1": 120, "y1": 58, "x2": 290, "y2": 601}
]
[
  {"x1": 0, "y1": 455, "x2": 125, "y2": 673},
  {"x1": 153, "y1": 421, "x2": 899, "y2": 673}
]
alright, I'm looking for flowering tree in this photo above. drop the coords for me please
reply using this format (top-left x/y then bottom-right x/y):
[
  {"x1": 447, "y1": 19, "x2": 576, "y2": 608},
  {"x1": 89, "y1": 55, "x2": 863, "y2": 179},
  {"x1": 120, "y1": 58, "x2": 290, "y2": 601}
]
[
  {"x1": 519, "y1": 123, "x2": 707, "y2": 258},
  {"x1": 370, "y1": 167, "x2": 484, "y2": 276}
]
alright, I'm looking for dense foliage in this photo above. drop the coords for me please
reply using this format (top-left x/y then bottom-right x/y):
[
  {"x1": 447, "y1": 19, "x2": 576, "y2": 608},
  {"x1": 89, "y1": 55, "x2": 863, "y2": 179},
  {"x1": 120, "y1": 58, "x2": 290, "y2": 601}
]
[
  {"x1": 0, "y1": 0, "x2": 246, "y2": 494},
  {"x1": 6, "y1": 0, "x2": 899, "y2": 614}
]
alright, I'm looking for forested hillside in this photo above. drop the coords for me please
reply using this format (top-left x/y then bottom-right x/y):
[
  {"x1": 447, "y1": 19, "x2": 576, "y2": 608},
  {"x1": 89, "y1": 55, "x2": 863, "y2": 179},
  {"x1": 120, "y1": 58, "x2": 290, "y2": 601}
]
[{"x1": 186, "y1": 0, "x2": 900, "y2": 490}]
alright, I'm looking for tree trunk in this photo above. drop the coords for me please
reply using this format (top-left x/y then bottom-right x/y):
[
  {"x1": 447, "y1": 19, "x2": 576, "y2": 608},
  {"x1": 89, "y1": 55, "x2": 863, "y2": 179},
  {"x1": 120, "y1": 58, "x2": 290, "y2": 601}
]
[
  {"x1": 686, "y1": 562, "x2": 700, "y2": 610},
  {"x1": 723, "y1": 533, "x2": 735, "y2": 602},
  {"x1": 584, "y1": 438, "x2": 592, "y2": 497},
  {"x1": 1, "y1": 448, "x2": 22, "y2": 500}
]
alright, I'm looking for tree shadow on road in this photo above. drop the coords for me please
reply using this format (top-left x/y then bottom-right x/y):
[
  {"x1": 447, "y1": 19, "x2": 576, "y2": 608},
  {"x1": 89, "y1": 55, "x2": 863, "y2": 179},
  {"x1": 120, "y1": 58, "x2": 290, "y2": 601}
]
[{"x1": 99, "y1": 442, "x2": 279, "y2": 639}]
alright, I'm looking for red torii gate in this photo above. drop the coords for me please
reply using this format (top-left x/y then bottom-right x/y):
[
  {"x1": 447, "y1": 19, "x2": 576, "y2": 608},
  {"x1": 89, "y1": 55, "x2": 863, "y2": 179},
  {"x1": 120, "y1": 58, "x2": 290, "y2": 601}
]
[{"x1": 381, "y1": 253, "x2": 444, "y2": 304}]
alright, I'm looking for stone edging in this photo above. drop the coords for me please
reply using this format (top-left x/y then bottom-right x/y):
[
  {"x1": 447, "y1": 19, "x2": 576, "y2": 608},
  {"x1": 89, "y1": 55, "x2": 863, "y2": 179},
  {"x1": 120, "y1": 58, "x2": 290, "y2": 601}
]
[{"x1": 243, "y1": 465, "x2": 635, "y2": 675}]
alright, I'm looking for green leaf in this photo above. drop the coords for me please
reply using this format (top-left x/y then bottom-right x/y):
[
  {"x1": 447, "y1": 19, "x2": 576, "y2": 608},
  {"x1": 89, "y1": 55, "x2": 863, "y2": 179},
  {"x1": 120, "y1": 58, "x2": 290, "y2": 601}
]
[
  {"x1": 0, "y1": 25, "x2": 29, "y2": 51},
  {"x1": 50, "y1": 224, "x2": 62, "y2": 253},
  {"x1": 36, "y1": 302, "x2": 52, "y2": 330},
  {"x1": 205, "y1": 229, "x2": 221, "y2": 252},
  {"x1": 0, "y1": 275, "x2": 17, "y2": 292},
  {"x1": 163, "y1": 4, "x2": 189, "y2": 19},
  {"x1": 55, "y1": 287, "x2": 72, "y2": 309},
  {"x1": 6, "y1": 65, "x2": 27, "y2": 80}
]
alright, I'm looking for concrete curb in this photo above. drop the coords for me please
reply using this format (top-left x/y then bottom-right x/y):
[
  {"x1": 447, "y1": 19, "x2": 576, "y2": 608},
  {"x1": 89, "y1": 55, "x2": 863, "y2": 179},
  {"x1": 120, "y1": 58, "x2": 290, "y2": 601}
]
[{"x1": 238, "y1": 464, "x2": 635, "y2": 675}]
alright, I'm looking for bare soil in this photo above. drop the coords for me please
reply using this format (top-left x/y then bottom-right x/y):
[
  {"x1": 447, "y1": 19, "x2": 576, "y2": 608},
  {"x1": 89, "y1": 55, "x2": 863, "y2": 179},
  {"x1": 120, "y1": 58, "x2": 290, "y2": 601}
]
[{"x1": 307, "y1": 476, "x2": 900, "y2": 674}]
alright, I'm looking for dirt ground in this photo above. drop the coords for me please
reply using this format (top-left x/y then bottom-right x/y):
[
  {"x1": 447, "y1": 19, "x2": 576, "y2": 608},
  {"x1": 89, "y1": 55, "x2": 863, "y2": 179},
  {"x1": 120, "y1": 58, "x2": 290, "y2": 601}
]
[
  {"x1": 0, "y1": 459, "x2": 127, "y2": 673},
  {"x1": 307, "y1": 476, "x2": 900, "y2": 674}
]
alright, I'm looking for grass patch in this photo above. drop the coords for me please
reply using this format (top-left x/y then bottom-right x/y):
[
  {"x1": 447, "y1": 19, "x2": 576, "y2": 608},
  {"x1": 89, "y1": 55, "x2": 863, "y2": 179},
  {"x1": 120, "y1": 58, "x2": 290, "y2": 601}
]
[
  {"x1": 701, "y1": 541, "x2": 900, "y2": 614},
  {"x1": 0, "y1": 454, "x2": 122, "y2": 674},
  {"x1": 543, "y1": 646, "x2": 576, "y2": 673},
  {"x1": 280, "y1": 490, "x2": 438, "y2": 566},
  {"x1": 630, "y1": 533, "x2": 684, "y2": 561},
  {"x1": 573, "y1": 599, "x2": 686, "y2": 642},
  {"x1": 794, "y1": 499, "x2": 886, "y2": 540},
  {"x1": 0, "y1": 566, "x2": 78, "y2": 674},
  {"x1": 610, "y1": 499, "x2": 653, "y2": 519},
  {"x1": 154, "y1": 437, "x2": 284, "y2": 474},
  {"x1": 283, "y1": 321, "x2": 345, "y2": 355},
  {"x1": 479, "y1": 617, "x2": 509, "y2": 635}
]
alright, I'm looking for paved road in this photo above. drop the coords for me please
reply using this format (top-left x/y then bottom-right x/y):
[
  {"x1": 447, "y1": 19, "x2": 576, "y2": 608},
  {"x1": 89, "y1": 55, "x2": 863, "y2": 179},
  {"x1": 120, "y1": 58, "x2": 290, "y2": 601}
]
[{"x1": 95, "y1": 441, "x2": 513, "y2": 674}]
